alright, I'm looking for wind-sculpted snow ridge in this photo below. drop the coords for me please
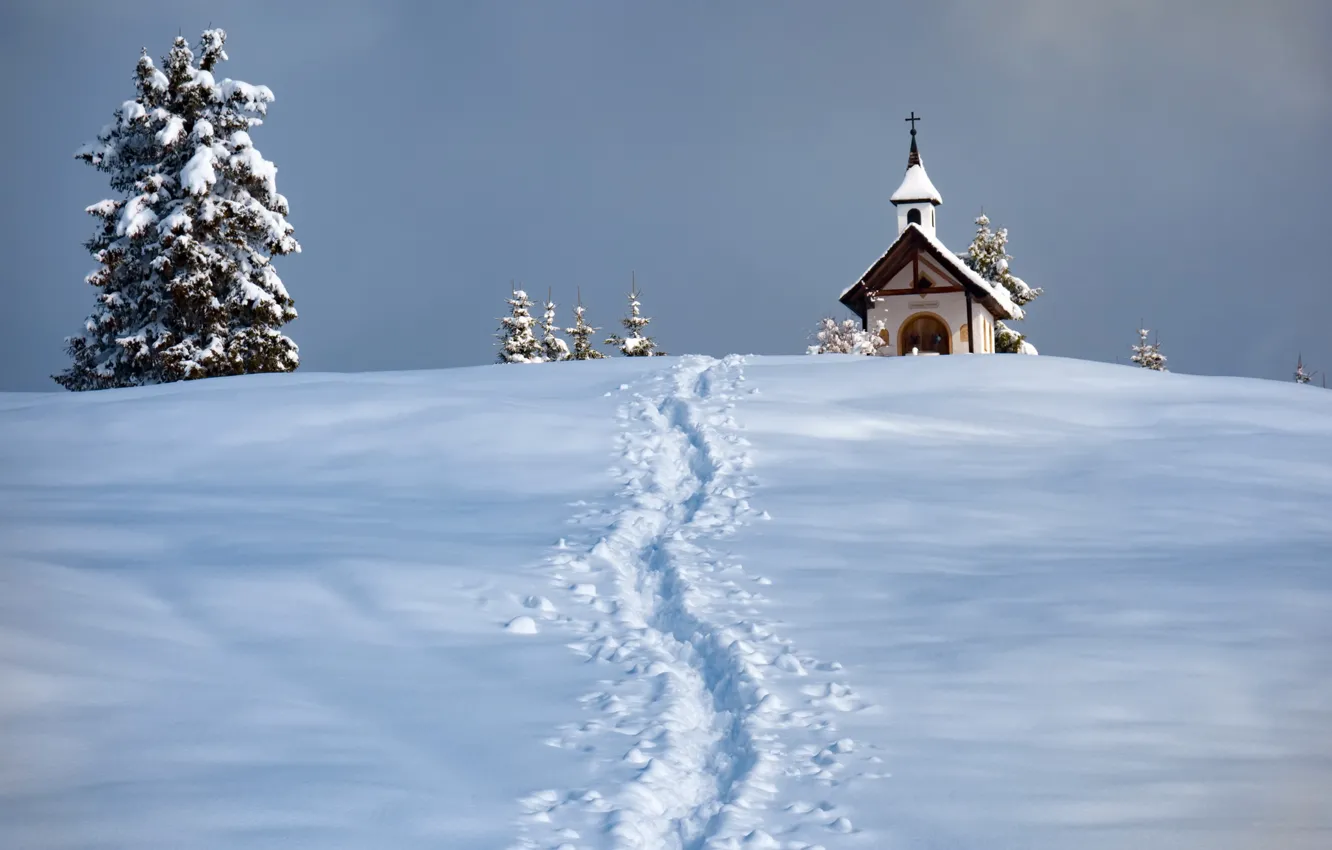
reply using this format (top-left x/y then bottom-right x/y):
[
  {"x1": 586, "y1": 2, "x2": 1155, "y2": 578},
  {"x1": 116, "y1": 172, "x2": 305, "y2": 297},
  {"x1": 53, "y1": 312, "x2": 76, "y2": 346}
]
[{"x1": 514, "y1": 356, "x2": 881, "y2": 850}]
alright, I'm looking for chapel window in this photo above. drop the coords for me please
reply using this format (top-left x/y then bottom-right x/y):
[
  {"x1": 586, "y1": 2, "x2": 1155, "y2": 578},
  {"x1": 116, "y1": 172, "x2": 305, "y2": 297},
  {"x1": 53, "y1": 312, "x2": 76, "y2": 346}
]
[{"x1": 907, "y1": 208, "x2": 922, "y2": 225}]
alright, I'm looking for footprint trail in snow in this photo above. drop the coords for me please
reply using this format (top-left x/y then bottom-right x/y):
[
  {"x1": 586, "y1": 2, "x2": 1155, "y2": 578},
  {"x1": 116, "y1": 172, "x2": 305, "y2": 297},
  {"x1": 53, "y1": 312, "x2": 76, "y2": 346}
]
[{"x1": 513, "y1": 356, "x2": 883, "y2": 850}]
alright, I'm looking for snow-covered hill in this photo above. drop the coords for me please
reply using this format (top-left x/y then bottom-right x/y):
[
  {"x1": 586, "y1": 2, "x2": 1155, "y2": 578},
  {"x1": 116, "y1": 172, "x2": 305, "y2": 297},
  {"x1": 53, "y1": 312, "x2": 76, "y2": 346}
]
[{"x1": 2, "y1": 355, "x2": 1330, "y2": 850}]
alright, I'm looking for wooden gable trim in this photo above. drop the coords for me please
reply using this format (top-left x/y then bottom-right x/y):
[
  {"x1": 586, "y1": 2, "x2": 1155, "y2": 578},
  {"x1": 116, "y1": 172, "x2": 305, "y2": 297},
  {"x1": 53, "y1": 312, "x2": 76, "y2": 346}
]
[
  {"x1": 919, "y1": 255, "x2": 961, "y2": 287},
  {"x1": 870, "y1": 284, "x2": 964, "y2": 297},
  {"x1": 864, "y1": 245, "x2": 912, "y2": 291},
  {"x1": 862, "y1": 230, "x2": 965, "y2": 294},
  {"x1": 842, "y1": 225, "x2": 1015, "y2": 321}
]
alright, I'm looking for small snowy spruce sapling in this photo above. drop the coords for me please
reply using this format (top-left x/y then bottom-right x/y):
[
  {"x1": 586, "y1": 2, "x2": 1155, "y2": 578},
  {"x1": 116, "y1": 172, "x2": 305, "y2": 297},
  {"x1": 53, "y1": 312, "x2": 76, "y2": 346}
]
[
  {"x1": 964, "y1": 213, "x2": 1041, "y2": 355},
  {"x1": 496, "y1": 287, "x2": 545, "y2": 363},
  {"x1": 1130, "y1": 325, "x2": 1168, "y2": 371},
  {"x1": 807, "y1": 316, "x2": 886, "y2": 355},
  {"x1": 565, "y1": 292, "x2": 605, "y2": 360},
  {"x1": 606, "y1": 278, "x2": 664, "y2": 356},
  {"x1": 1294, "y1": 355, "x2": 1313, "y2": 384},
  {"x1": 56, "y1": 29, "x2": 300, "y2": 390},
  {"x1": 539, "y1": 290, "x2": 570, "y2": 362}
]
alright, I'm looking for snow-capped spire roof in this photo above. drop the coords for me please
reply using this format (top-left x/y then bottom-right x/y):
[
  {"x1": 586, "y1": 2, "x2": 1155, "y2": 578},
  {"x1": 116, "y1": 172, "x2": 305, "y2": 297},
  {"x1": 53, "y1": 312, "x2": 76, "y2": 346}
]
[{"x1": 891, "y1": 123, "x2": 942, "y2": 206}]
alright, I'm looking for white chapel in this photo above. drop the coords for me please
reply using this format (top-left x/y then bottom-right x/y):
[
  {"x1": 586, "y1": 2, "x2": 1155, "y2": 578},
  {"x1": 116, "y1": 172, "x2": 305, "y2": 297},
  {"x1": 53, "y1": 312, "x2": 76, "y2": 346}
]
[{"x1": 839, "y1": 116, "x2": 1017, "y2": 355}]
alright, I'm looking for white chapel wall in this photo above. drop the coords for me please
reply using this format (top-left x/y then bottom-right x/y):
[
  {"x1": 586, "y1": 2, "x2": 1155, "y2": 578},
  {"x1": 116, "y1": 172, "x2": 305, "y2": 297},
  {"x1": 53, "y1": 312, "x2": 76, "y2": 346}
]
[{"x1": 867, "y1": 292, "x2": 995, "y2": 356}]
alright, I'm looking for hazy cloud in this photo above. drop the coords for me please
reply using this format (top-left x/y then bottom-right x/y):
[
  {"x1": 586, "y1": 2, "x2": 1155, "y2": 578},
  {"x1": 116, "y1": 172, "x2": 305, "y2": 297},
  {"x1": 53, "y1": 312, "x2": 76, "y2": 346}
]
[{"x1": 956, "y1": 0, "x2": 1330, "y2": 122}]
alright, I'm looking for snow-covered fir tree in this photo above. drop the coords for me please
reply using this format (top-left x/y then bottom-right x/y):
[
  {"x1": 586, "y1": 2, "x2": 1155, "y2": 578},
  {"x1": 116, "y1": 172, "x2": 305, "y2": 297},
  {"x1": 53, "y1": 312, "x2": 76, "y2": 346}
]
[
  {"x1": 963, "y1": 213, "x2": 1041, "y2": 355},
  {"x1": 539, "y1": 290, "x2": 570, "y2": 362},
  {"x1": 56, "y1": 29, "x2": 300, "y2": 391},
  {"x1": 807, "y1": 316, "x2": 887, "y2": 355},
  {"x1": 1130, "y1": 326, "x2": 1168, "y2": 371},
  {"x1": 565, "y1": 292, "x2": 605, "y2": 360},
  {"x1": 606, "y1": 280, "x2": 663, "y2": 356},
  {"x1": 496, "y1": 288, "x2": 544, "y2": 363},
  {"x1": 1294, "y1": 355, "x2": 1313, "y2": 384},
  {"x1": 994, "y1": 324, "x2": 1031, "y2": 356}
]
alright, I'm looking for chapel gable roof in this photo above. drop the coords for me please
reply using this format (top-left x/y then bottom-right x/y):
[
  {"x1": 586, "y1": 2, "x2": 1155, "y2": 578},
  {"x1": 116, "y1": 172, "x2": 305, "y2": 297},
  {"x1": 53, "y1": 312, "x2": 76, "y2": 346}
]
[{"x1": 839, "y1": 223, "x2": 1018, "y2": 321}]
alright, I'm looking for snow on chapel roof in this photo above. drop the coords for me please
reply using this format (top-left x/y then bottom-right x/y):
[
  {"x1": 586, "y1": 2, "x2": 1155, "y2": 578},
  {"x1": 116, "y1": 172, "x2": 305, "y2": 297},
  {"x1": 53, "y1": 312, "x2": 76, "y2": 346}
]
[
  {"x1": 891, "y1": 164, "x2": 942, "y2": 205},
  {"x1": 890, "y1": 131, "x2": 942, "y2": 205},
  {"x1": 839, "y1": 224, "x2": 1019, "y2": 320}
]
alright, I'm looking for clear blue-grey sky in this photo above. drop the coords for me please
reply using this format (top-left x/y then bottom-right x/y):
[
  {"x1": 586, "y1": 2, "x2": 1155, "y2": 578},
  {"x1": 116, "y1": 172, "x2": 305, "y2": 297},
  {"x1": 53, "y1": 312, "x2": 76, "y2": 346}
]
[{"x1": 2, "y1": 0, "x2": 1329, "y2": 391}]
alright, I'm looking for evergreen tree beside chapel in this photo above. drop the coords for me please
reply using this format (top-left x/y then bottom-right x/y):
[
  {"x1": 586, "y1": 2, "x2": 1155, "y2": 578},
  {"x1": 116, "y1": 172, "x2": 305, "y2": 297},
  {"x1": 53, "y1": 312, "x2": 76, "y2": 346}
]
[
  {"x1": 964, "y1": 213, "x2": 1041, "y2": 355},
  {"x1": 56, "y1": 29, "x2": 300, "y2": 390}
]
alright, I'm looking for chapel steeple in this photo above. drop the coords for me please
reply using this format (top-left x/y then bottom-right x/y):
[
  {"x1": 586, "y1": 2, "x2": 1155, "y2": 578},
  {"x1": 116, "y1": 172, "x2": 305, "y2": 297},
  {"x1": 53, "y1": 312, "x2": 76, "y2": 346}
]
[
  {"x1": 838, "y1": 118, "x2": 1022, "y2": 358},
  {"x1": 891, "y1": 112, "x2": 942, "y2": 237}
]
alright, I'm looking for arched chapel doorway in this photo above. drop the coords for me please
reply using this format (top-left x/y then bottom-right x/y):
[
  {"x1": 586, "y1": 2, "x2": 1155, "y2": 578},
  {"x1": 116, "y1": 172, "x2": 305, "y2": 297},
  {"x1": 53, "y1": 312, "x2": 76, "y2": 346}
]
[{"x1": 898, "y1": 313, "x2": 951, "y2": 355}]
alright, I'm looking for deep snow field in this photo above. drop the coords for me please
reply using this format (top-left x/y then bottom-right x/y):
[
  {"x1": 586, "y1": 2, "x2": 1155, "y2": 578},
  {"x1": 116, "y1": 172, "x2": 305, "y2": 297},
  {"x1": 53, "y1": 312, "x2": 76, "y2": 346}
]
[{"x1": 2, "y1": 354, "x2": 1330, "y2": 850}]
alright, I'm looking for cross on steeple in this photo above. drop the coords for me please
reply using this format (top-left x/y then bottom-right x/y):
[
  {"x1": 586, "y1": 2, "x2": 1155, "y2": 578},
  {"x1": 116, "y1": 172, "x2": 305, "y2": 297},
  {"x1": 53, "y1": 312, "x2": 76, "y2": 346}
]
[{"x1": 905, "y1": 111, "x2": 923, "y2": 167}]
